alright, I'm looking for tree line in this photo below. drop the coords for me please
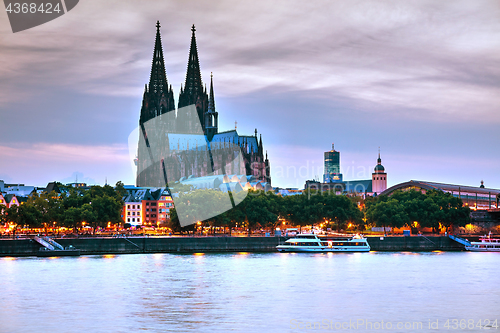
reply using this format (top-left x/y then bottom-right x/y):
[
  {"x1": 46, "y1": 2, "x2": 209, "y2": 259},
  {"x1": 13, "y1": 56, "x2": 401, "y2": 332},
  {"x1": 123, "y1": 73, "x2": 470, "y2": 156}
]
[
  {"x1": 365, "y1": 189, "x2": 470, "y2": 233},
  {"x1": 168, "y1": 189, "x2": 365, "y2": 234},
  {"x1": 169, "y1": 188, "x2": 470, "y2": 234},
  {"x1": 2, "y1": 183, "x2": 471, "y2": 235},
  {"x1": 0, "y1": 182, "x2": 126, "y2": 234}
]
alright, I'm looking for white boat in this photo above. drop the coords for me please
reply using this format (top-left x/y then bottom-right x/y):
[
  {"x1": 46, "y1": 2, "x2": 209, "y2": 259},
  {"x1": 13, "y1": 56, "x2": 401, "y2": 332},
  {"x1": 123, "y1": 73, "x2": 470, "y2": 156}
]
[
  {"x1": 465, "y1": 233, "x2": 500, "y2": 252},
  {"x1": 276, "y1": 233, "x2": 370, "y2": 252}
]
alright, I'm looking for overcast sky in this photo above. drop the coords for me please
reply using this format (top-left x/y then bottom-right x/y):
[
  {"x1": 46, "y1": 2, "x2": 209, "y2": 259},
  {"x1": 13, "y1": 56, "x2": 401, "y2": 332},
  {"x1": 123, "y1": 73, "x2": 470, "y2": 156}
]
[{"x1": 0, "y1": 0, "x2": 499, "y2": 189}]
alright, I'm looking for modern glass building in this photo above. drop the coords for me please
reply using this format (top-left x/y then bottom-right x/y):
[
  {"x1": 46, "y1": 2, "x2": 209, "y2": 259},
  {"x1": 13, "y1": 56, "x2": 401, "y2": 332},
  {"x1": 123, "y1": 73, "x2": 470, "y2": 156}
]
[{"x1": 323, "y1": 144, "x2": 343, "y2": 183}]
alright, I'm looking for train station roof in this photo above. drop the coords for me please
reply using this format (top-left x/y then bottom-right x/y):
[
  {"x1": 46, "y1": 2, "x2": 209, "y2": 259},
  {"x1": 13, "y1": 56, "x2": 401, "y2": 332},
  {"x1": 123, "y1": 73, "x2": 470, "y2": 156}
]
[{"x1": 381, "y1": 180, "x2": 500, "y2": 197}]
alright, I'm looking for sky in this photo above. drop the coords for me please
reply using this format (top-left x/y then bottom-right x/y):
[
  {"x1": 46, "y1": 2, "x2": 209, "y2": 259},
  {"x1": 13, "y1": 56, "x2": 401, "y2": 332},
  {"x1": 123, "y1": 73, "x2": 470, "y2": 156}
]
[{"x1": 0, "y1": 0, "x2": 499, "y2": 190}]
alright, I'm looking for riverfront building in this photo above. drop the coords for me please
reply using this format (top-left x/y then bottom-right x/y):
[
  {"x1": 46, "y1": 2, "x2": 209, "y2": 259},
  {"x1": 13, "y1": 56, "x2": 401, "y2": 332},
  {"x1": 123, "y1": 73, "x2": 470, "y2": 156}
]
[
  {"x1": 381, "y1": 180, "x2": 500, "y2": 210},
  {"x1": 122, "y1": 187, "x2": 174, "y2": 227}
]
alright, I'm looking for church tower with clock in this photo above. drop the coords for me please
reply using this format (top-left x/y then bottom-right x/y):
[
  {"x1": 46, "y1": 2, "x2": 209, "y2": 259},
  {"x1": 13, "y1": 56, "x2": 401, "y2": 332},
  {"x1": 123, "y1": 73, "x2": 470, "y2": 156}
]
[{"x1": 371, "y1": 150, "x2": 387, "y2": 194}]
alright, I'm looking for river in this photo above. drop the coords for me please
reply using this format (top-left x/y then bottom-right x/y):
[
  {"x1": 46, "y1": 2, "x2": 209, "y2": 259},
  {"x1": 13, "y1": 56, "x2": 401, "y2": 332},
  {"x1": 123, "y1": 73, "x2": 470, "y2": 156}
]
[{"x1": 0, "y1": 252, "x2": 499, "y2": 332}]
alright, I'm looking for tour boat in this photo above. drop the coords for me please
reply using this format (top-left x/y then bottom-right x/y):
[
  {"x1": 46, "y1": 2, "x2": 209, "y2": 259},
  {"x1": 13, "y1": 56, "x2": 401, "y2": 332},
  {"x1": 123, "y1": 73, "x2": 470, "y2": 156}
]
[
  {"x1": 276, "y1": 233, "x2": 370, "y2": 252},
  {"x1": 465, "y1": 233, "x2": 500, "y2": 252}
]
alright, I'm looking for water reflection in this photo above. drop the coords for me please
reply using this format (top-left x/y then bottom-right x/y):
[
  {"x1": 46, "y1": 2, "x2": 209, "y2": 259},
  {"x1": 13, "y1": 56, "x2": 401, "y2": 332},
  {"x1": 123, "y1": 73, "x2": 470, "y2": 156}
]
[{"x1": 0, "y1": 252, "x2": 499, "y2": 332}]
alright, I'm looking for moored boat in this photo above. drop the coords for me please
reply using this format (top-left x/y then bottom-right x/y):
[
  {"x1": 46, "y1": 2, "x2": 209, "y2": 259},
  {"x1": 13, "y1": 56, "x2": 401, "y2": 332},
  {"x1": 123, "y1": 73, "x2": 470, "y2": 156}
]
[
  {"x1": 465, "y1": 233, "x2": 500, "y2": 252},
  {"x1": 37, "y1": 248, "x2": 81, "y2": 257},
  {"x1": 277, "y1": 233, "x2": 370, "y2": 252},
  {"x1": 37, "y1": 245, "x2": 80, "y2": 257}
]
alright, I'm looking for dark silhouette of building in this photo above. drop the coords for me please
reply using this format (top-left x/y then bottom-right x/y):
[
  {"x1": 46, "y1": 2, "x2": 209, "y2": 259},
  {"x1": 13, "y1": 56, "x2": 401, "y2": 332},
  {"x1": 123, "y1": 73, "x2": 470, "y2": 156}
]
[{"x1": 136, "y1": 22, "x2": 270, "y2": 188}]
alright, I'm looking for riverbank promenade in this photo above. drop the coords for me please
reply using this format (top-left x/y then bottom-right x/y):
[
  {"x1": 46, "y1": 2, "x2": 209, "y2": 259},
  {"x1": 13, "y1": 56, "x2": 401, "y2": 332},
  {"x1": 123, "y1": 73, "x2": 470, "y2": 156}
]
[{"x1": 0, "y1": 235, "x2": 472, "y2": 257}]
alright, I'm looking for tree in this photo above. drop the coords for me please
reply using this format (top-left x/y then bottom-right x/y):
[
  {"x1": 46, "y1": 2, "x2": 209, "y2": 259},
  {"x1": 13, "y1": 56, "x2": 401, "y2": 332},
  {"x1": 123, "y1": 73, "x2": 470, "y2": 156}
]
[
  {"x1": 16, "y1": 204, "x2": 41, "y2": 229},
  {"x1": 281, "y1": 193, "x2": 310, "y2": 232},
  {"x1": 115, "y1": 181, "x2": 128, "y2": 198},
  {"x1": 322, "y1": 193, "x2": 363, "y2": 232},
  {"x1": 242, "y1": 191, "x2": 278, "y2": 235},
  {"x1": 91, "y1": 195, "x2": 122, "y2": 229},
  {"x1": 221, "y1": 205, "x2": 246, "y2": 235},
  {"x1": 63, "y1": 207, "x2": 82, "y2": 230},
  {"x1": 426, "y1": 190, "x2": 470, "y2": 231},
  {"x1": 4, "y1": 205, "x2": 21, "y2": 238},
  {"x1": 365, "y1": 198, "x2": 409, "y2": 233},
  {"x1": 31, "y1": 192, "x2": 64, "y2": 227},
  {"x1": 403, "y1": 197, "x2": 441, "y2": 232},
  {"x1": 0, "y1": 204, "x2": 6, "y2": 225},
  {"x1": 166, "y1": 207, "x2": 195, "y2": 234}
]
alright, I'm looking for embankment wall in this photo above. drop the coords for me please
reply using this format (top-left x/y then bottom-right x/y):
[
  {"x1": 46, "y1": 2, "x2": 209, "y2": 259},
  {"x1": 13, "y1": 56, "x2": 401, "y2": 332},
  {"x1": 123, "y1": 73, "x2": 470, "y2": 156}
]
[{"x1": 0, "y1": 235, "x2": 469, "y2": 257}]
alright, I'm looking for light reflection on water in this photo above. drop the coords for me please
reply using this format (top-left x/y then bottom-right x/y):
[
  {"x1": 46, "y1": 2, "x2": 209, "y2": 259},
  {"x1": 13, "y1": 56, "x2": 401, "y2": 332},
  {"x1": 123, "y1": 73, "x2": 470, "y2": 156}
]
[{"x1": 0, "y1": 252, "x2": 499, "y2": 333}]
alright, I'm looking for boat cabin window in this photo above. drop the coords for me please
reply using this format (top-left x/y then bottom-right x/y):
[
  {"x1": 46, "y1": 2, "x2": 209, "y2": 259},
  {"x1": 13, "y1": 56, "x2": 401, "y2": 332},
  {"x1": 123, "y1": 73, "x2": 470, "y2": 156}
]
[
  {"x1": 296, "y1": 235, "x2": 317, "y2": 239},
  {"x1": 289, "y1": 242, "x2": 320, "y2": 246}
]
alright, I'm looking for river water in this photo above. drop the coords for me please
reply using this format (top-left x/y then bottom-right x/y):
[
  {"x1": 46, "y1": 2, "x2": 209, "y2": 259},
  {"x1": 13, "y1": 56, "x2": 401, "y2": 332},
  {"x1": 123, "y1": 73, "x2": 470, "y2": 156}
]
[{"x1": 0, "y1": 252, "x2": 499, "y2": 333}]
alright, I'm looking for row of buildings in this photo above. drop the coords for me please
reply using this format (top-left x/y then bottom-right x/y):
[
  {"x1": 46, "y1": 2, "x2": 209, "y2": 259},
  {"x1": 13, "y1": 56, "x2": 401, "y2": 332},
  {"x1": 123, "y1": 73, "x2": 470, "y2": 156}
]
[
  {"x1": 0, "y1": 180, "x2": 35, "y2": 208},
  {"x1": 301, "y1": 143, "x2": 499, "y2": 210},
  {"x1": 1, "y1": 174, "x2": 270, "y2": 228},
  {"x1": 294, "y1": 144, "x2": 500, "y2": 225},
  {"x1": 303, "y1": 144, "x2": 388, "y2": 196},
  {"x1": 0, "y1": 180, "x2": 174, "y2": 227}
]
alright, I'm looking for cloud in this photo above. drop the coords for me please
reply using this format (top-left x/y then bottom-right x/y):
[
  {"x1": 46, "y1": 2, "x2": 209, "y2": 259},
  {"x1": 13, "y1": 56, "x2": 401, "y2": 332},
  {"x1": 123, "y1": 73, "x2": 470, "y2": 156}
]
[
  {"x1": 0, "y1": 143, "x2": 133, "y2": 186},
  {"x1": 0, "y1": 0, "x2": 499, "y2": 188}
]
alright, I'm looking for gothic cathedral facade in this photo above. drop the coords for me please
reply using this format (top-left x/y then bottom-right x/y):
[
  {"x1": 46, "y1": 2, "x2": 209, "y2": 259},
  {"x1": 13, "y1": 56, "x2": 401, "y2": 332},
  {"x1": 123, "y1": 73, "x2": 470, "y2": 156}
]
[{"x1": 136, "y1": 22, "x2": 271, "y2": 188}]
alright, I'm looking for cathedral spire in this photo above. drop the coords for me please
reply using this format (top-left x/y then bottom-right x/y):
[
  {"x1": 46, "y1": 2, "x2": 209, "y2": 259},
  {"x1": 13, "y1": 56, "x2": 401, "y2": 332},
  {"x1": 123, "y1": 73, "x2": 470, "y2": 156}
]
[
  {"x1": 208, "y1": 72, "x2": 215, "y2": 113},
  {"x1": 149, "y1": 21, "x2": 169, "y2": 98},
  {"x1": 140, "y1": 21, "x2": 175, "y2": 126},
  {"x1": 178, "y1": 24, "x2": 208, "y2": 134},
  {"x1": 183, "y1": 24, "x2": 203, "y2": 99}
]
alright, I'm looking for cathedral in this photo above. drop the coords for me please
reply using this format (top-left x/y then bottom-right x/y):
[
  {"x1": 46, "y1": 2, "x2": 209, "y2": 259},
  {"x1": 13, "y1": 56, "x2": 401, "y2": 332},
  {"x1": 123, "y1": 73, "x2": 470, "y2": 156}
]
[{"x1": 136, "y1": 22, "x2": 271, "y2": 188}]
